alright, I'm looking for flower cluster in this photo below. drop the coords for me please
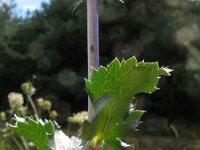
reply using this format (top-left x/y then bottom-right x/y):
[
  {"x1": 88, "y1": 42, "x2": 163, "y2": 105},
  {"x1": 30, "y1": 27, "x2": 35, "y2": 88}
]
[
  {"x1": 21, "y1": 82, "x2": 36, "y2": 96},
  {"x1": 67, "y1": 111, "x2": 88, "y2": 125},
  {"x1": 36, "y1": 98, "x2": 52, "y2": 111},
  {"x1": 36, "y1": 98, "x2": 58, "y2": 120},
  {"x1": 8, "y1": 92, "x2": 24, "y2": 111}
]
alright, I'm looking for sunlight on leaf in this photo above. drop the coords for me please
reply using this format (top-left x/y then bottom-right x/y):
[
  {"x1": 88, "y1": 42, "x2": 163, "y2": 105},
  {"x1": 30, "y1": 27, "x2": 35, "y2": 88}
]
[{"x1": 82, "y1": 56, "x2": 171, "y2": 148}]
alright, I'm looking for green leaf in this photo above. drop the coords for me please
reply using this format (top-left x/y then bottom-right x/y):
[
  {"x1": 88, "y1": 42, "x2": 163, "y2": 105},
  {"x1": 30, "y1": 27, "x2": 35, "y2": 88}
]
[
  {"x1": 82, "y1": 56, "x2": 171, "y2": 148},
  {"x1": 7, "y1": 115, "x2": 54, "y2": 150},
  {"x1": 124, "y1": 110, "x2": 145, "y2": 130},
  {"x1": 89, "y1": 95, "x2": 113, "y2": 121}
]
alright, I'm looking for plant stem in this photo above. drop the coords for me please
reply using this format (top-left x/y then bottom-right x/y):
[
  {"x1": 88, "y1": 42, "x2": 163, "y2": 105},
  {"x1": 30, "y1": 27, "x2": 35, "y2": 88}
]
[
  {"x1": 27, "y1": 95, "x2": 38, "y2": 117},
  {"x1": 67, "y1": 122, "x2": 71, "y2": 135},
  {"x1": 13, "y1": 135, "x2": 24, "y2": 150},
  {"x1": 87, "y1": 0, "x2": 99, "y2": 122},
  {"x1": 21, "y1": 137, "x2": 30, "y2": 150},
  {"x1": 89, "y1": 140, "x2": 101, "y2": 150}
]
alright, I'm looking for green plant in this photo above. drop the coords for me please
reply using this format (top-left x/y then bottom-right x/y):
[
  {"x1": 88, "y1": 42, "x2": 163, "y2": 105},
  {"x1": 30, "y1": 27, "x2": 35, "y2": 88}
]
[
  {"x1": 82, "y1": 57, "x2": 171, "y2": 149},
  {"x1": 7, "y1": 57, "x2": 171, "y2": 150}
]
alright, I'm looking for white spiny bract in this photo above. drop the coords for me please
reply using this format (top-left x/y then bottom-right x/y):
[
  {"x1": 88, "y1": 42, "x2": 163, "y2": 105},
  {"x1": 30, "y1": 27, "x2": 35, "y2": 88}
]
[{"x1": 49, "y1": 130, "x2": 83, "y2": 150}]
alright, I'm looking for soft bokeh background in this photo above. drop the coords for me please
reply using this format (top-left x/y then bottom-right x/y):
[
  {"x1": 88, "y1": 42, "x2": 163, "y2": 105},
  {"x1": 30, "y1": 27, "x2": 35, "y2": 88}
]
[{"x1": 1, "y1": 0, "x2": 200, "y2": 149}]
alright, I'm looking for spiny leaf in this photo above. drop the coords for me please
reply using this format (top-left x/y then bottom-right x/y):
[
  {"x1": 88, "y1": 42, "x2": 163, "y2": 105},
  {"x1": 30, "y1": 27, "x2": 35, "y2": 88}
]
[
  {"x1": 124, "y1": 110, "x2": 145, "y2": 130},
  {"x1": 82, "y1": 56, "x2": 171, "y2": 148},
  {"x1": 7, "y1": 115, "x2": 54, "y2": 150}
]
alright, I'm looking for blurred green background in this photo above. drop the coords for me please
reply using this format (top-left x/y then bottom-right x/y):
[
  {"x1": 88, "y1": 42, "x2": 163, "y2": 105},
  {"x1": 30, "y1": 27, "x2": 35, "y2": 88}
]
[{"x1": 1, "y1": 0, "x2": 200, "y2": 148}]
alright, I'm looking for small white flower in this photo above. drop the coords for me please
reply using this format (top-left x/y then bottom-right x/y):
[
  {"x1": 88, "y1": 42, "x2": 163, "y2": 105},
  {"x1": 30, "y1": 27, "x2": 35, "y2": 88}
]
[
  {"x1": 8, "y1": 92, "x2": 24, "y2": 110},
  {"x1": 49, "y1": 130, "x2": 83, "y2": 150},
  {"x1": 67, "y1": 111, "x2": 88, "y2": 125}
]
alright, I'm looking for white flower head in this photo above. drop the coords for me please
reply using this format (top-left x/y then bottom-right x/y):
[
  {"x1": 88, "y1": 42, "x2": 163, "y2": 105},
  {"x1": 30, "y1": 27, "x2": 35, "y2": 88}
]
[
  {"x1": 67, "y1": 111, "x2": 88, "y2": 125},
  {"x1": 8, "y1": 92, "x2": 24, "y2": 110}
]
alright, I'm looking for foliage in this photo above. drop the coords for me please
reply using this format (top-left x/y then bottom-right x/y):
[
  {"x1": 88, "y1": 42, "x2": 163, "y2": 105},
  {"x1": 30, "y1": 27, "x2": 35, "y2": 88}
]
[
  {"x1": 7, "y1": 116, "x2": 84, "y2": 150},
  {"x1": 7, "y1": 115, "x2": 54, "y2": 150},
  {"x1": 81, "y1": 57, "x2": 171, "y2": 149},
  {"x1": 0, "y1": 0, "x2": 200, "y2": 119},
  {"x1": 0, "y1": 0, "x2": 174, "y2": 149},
  {"x1": 1, "y1": 0, "x2": 200, "y2": 148},
  {"x1": 6, "y1": 57, "x2": 170, "y2": 150}
]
